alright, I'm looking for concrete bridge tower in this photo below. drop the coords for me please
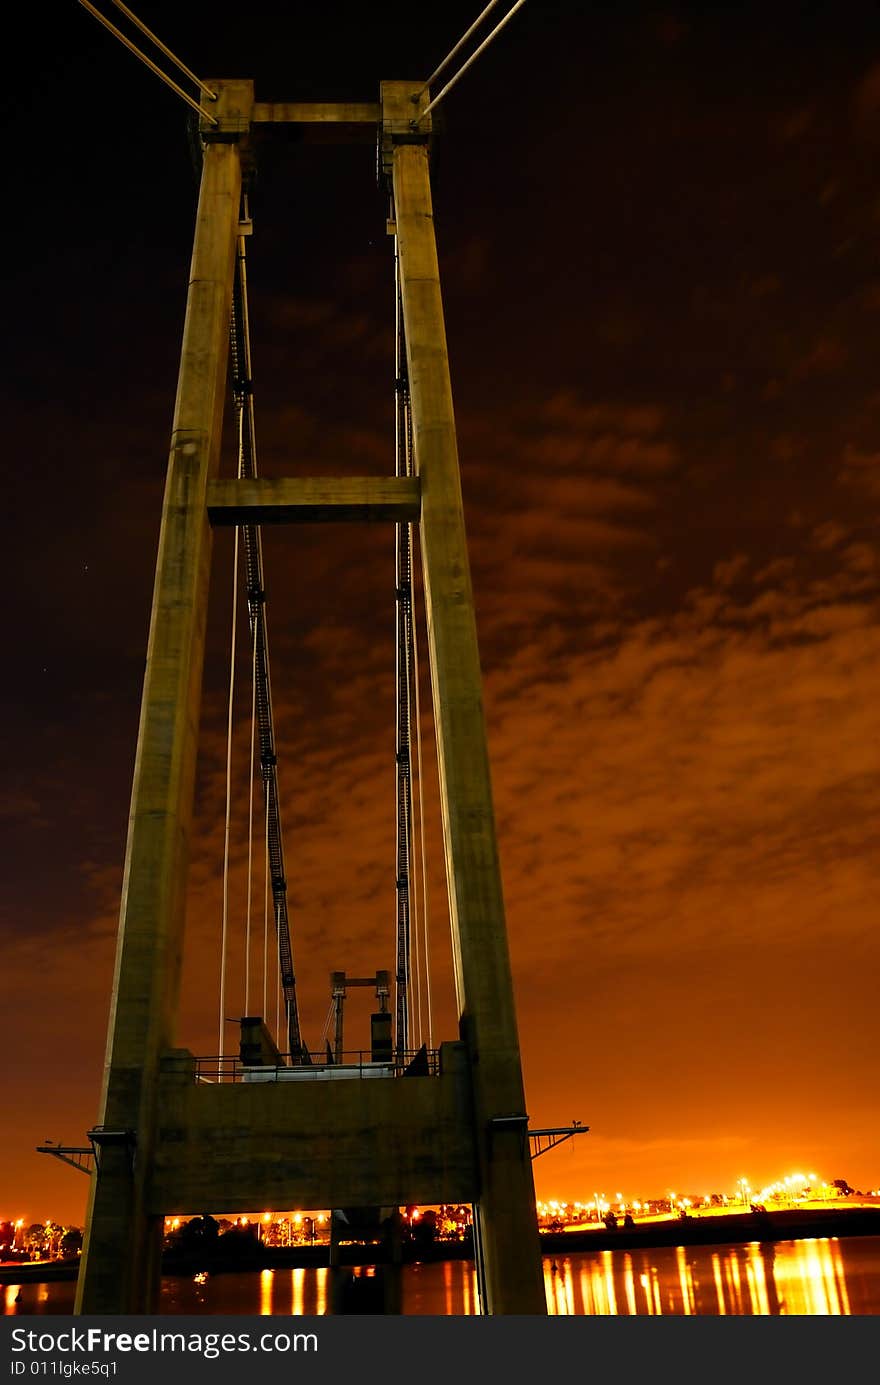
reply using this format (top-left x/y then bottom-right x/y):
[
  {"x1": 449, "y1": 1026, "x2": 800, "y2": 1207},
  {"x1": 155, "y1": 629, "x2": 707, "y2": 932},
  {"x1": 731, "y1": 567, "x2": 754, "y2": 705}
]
[{"x1": 75, "y1": 79, "x2": 546, "y2": 1316}]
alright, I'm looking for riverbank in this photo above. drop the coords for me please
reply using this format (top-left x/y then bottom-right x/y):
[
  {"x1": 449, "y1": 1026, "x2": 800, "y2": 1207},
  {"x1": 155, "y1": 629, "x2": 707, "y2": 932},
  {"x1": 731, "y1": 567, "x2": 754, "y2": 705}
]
[
  {"x1": 0, "y1": 1259, "x2": 81, "y2": 1284},
  {"x1": 4, "y1": 1206, "x2": 879, "y2": 1285},
  {"x1": 540, "y1": 1205, "x2": 880, "y2": 1254}
]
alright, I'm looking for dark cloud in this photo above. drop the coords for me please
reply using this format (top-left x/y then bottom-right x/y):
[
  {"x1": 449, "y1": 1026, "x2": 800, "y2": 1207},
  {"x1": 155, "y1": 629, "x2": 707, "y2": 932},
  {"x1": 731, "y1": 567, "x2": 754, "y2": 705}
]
[{"x1": 4, "y1": 1, "x2": 880, "y2": 1226}]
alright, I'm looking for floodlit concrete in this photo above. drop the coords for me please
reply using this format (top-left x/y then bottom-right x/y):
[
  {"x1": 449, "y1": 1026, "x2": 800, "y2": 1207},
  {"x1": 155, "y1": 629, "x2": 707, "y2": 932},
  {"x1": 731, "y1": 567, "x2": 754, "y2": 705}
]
[
  {"x1": 75, "y1": 81, "x2": 250, "y2": 1315},
  {"x1": 78, "y1": 80, "x2": 546, "y2": 1316}
]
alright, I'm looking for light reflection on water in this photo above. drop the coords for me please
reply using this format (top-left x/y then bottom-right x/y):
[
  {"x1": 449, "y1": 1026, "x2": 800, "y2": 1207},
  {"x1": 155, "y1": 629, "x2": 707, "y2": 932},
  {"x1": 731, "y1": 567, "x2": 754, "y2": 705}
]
[
  {"x1": 5, "y1": 1237, "x2": 879, "y2": 1315},
  {"x1": 542, "y1": 1237, "x2": 863, "y2": 1315}
]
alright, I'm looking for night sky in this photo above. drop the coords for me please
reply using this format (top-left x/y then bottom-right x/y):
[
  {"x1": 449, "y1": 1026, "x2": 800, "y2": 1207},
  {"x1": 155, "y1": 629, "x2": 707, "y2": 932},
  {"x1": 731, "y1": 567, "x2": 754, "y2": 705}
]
[{"x1": 4, "y1": 1, "x2": 879, "y2": 1227}]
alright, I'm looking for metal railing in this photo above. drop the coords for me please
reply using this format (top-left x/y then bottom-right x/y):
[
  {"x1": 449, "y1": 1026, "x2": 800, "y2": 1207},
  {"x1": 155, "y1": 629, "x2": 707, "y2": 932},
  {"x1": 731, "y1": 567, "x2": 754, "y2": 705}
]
[{"x1": 194, "y1": 1049, "x2": 440, "y2": 1083}]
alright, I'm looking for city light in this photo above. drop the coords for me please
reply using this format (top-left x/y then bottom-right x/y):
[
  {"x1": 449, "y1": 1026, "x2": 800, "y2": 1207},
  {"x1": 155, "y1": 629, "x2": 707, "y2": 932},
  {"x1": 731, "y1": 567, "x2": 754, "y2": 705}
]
[{"x1": 6, "y1": 1171, "x2": 874, "y2": 1271}]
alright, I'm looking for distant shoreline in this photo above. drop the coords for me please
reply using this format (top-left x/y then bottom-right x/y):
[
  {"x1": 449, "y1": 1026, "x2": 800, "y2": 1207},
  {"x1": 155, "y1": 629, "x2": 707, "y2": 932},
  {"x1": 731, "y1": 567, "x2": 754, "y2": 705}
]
[
  {"x1": 3, "y1": 1206, "x2": 879, "y2": 1285},
  {"x1": 540, "y1": 1205, "x2": 880, "y2": 1255}
]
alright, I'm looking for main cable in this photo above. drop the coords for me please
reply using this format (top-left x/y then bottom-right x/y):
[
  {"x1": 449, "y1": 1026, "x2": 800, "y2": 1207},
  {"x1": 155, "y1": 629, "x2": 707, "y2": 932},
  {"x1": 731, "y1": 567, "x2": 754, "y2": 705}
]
[
  {"x1": 106, "y1": 0, "x2": 217, "y2": 97},
  {"x1": 414, "y1": 0, "x2": 503, "y2": 99},
  {"x1": 77, "y1": 0, "x2": 218, "y2": 123},
  {"x1": 417, "y1": 0, "x2": 529, "y2": 122}
]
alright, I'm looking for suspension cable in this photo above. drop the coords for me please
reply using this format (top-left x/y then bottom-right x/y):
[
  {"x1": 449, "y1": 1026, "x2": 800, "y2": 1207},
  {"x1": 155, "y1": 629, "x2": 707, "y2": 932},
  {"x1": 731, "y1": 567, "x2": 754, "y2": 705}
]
[
  {"x1": 229, "y1": 195, "x2": 305, "y2": 1059},
  {"x1": 394, "y1": 501, "x2": 414, "y2": 1059},
  {"x1": 414, "y1": 0, "x2": 503, "y2": 99},
  {"x1": 106, "y1": 0, "x2": 217, "y2": 98},
  {"x1": 405, "y1": 481, "x2": 423, "y2": 1049},
  {"x1": 77, "y1": 0, "x2": 218, "y2": 124},
  {"x1": 218, "y1": 528, "x2": 240, "y2": 1076},
  {"x1": 393, "y1": 224, "x2": 415, "y2": 1062},
  {"x1": 274, "y1": 900, "x2": 281, "y2": 1048},
  {"x1": 319, "y1": 999, "x2": 335, "y2": 1046},
  {"x1": 263, "y1": 790, "x2": 269, "y2": 1023},
  {"x1": 417, "y1": 0, "x2": 529, "y2": 122},
  {"x1": 409, "y1": 601, "x2": 424, "y2": 1050},
  {"x1": 392, "y1": 205, "x2": 434, "y2": 1055},
  {"x1": 412, "y1": 579, "x2": 434, "y2": 1050},
  {"x1": 245, "y1": 620, "x2": 257, "y2": 1014}
]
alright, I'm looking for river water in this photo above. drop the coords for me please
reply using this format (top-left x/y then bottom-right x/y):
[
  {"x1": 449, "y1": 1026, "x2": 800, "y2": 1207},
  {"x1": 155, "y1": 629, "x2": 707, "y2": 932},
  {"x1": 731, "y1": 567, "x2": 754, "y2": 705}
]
[{"x1": 5, "y1": 1237, "x2": 880, "y2": 1315}]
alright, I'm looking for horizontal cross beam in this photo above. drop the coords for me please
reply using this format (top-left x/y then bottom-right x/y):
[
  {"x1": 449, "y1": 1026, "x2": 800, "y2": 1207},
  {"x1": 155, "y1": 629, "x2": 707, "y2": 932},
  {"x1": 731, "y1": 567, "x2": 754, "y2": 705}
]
[
  {"x1": 206, "y1": 477, "x2": 420, "y2": 526},
  {"x1": 251, "y1": 102, "x2": 380, "y2": 125}
]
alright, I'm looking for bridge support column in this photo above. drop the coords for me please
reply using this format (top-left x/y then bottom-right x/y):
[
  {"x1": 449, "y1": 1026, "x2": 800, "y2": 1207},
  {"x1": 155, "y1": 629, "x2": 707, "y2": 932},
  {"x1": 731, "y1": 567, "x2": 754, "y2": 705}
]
[
  {"x1": 75, "y1": 84, "x2": 249, "y2": 1313},
  {"x1": 390, "y1": 107, "x2": 546, "y2": 1314}
]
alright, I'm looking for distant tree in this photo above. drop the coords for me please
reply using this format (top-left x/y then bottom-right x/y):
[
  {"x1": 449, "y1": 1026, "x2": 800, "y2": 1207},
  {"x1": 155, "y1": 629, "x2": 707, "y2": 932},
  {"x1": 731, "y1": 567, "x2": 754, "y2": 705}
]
[
  {"x1": 44, "y1": 1223, "x2": 64, "y2": 1258},
  {"x1": 59, "y1": 1229, "x2": 83, "y2": 1258},
  {"x1": 164, "y1": 1215, "x2": 220, "y2": 1258},
  {"x1": 409, "y1": 1209, "x2": 437, "y2": 1250},
  {"x1": 832, "y1": 1179, "x2": 854, "y2": 1196},
  {"x1": 25, "y1": 1225, "x2": 47, "y2": 1255},
  {"x1": 177, "y1": 1215, "x2": 219, "y2": 1249}
]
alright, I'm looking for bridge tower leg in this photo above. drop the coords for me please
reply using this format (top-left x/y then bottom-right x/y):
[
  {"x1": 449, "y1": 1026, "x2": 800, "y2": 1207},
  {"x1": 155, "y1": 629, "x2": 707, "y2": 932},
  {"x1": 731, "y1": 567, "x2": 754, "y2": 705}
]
[
  {"x1": 75, "y1": 81, "x2": 251, "y2": 1314},
  {"x1": 386, "y1": 84, "x2": 547, "y2": 1315}
]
